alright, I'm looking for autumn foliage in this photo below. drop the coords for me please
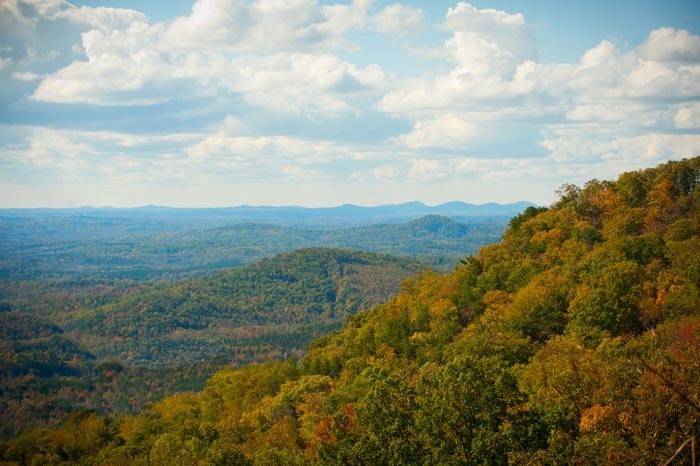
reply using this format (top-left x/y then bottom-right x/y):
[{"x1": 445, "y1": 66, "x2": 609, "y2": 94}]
[{"x1": 3, "y1": 157, "x2": 700, "y2": 465}]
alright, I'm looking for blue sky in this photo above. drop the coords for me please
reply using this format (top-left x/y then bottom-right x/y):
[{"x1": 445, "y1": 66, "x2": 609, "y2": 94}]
[{"x1": 0, "y1": 0, "x2": 699, "y2": 207}]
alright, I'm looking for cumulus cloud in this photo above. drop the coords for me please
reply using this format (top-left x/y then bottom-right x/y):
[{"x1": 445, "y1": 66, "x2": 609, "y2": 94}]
[
  {"x1": 397, "y1": 114, "x2": 477, "y2": 149},
  {"x1": 378, "y1": 3, "x2": 541, "y2": 119},
  {"x1": 382, "y1": 15, "x2": 700, "y2": 121},
  {"x1": 372, "y1": 4, "x2": 422, "y2": 34},
  {"x1": 226, "y1": 53, "x2": 385, "y2": 117},
  {"x1": 1, "y1": 2, "x2": 699, "y2": 206},
  {"x1": 32, "y1": 21, "x2": 212, "y2": 105},
  {"x1": 1, "y1": 0, "x2": 146, "y2": 31},
  {"x1": 379, "y1": 3, "x2": 699, "y2": 167},
  {"x1": 443, "y1": 2, "x2": 536, "y2": 77},
  {"x1": 637, "y1": 27, "x2": 700, "y2": 63},
  {"x1": 26, "y1": 0, "x2": 384, "y2": 117},
  {"x1": 162, "y1": 0, "x2": 372, "y2": 53},
  {"x1": 674, "y1": 103, "x2": 700, "y2": 129}
]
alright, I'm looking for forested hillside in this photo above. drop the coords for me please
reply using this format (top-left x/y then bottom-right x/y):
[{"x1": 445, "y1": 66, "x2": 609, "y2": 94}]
[
  {"x1": 0, "y1": 311, "x2": 222, "y2": 438},
  {"x1": 63, "y1": 248, "x2": 423, "y2": 368},
  {"x1": 4, "y1": 158, "x2": 698, "y2": 464},
  {"x1": 0, "y1": 249, "x2": 421, "y2": 438}
]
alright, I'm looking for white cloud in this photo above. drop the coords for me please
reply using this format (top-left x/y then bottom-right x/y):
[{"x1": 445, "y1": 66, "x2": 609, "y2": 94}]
[
  {"x1": 186, "y1": 132, "x2": 351, "y2": 171},
  {"x1": 23, "y1": 127, "x2": 96, "y2": 166},
  {"x1": 4, "y1": 122, "x2": 402, "y2": 187},
  {"x1": 377, "y1": 2, "x2": 700, "y2": 170},
  {"x1": 541, "y1": 125, "x2": 700, "y2": 166},
  {"x1": 32, "y1": 21, "x2": 209, "y2": 105},
  {"x1": 378, "y1": 60, "x2": 541, "y2": 119},
  {"x1": 0, "y1": 0, "x2": 146, "y2": 32},
  {"x1": 638, "y1": 27, "x2": 700, "y2": 63},
  {"x1": 161, "y1": 0, "x2": 371, "y2": 53},
  {"x1": 674, "y1": 103, "x2": 700, "y2": 129},
  {"x1": 226, "y1": 53, "x2": 385, "y2": 117},
  {"x1": 408, "y1": 158, "x2": 447, "y2": 181},
  {"x1": 397, "y1": 114, "x2": 477, "y2": 149},
  {"x1": 180, "y1": 123, "x2": 417, "y2": 182},
  {"x1": 370, "y1": 163, "x2": 402, "y2": 180},
  {"x1": 9, "y1": 127, "x2": 199, "y2": 168},
  {"x1": 26, "y1": 0, "x2": 384, "y2": 117},
  {"x1": 360, "y1": 156, "x2": 556, "y2": 184},
  {"x1": 2, "y1": 2, "x2": 700, "y2": 207},
  {"x1": 12, "y1": 71, "x2": 42, "y2": 81},
  {"x1": 372, "y1": 4, "x2": 422, "y2": 35},
  {"x1": 565, "y1": 103, "x2": 655, "y2": 123},
  {"x1": 538, "y1": 37, "x2": 700, "y2": 102},
  {"x1": 454, "y1": 157, "x2": 553, "y2": 181},
  {"x1": 444, "y1": 2, "x2": 536, "y2": 76},
  {"x1": 378, "y1": 2, "x2": 541, "y2": 119},
  {"x1": 382, "y1": 23, "x2": 700, "y2": 121}
]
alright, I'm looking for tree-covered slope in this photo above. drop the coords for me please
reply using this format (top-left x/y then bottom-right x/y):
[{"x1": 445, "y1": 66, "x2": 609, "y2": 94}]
[
  {"x1": 0, "y1": 311, "x2": 219, "y2": 438},
  {"x1": 4, "y1": 158, "x2": 700, "y2": 465},
  {"x1": 0, "y1": 249, "x2": 422, "y2": 438},
  {"x1": 315, "y1": 215, "x2": 496, "y2": 267},
  {"x1": 62, "y1": 248, "x2": 424, "y2": 368}
]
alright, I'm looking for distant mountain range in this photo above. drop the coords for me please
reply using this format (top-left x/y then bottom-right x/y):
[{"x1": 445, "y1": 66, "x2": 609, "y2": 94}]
[
  {"x1": 0, "y1": 214, "x2": 509, "y2": 280},
  {"x1": 0, "y1": 201, "x2": 535, "y2": 226}
]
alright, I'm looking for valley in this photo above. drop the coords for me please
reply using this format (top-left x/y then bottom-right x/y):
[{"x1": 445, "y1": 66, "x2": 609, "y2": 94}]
[
  {"x1": 2, "y1": 157, "x2": 698, "y2": 464},
  {"x1": 0, "y1": 209, "x2": 509, "y2": 437}
]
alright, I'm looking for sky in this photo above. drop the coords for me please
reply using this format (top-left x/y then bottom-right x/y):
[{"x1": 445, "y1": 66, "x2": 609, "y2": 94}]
[{"x1": 0, "y1": 0, "x2": 699, "y2": 208}]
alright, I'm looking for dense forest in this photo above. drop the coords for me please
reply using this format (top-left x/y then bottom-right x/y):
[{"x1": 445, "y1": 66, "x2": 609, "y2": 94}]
[
  {"x1": 0, "y1": 311, "x2": 226, "y2": 438},
  {"x1": 0, "y1": 214, "x2": 505, "y2": 281},
  {"x1": 3, "y1": 157, "x2": 697, "y2": 464},
  {"x1": 62, "y1": 248, "x2": 424, "y2": 368},
  {"x1": 0, "y1": 249, "x2": 422, "y2": 438}
]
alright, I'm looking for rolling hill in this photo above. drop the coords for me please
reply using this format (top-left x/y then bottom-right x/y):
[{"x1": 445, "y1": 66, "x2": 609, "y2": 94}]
[
  {"x1": 4, "y1": 157, "x2": 697, "y2": 464},
  {"x1": 0, "y1": 248, "x2": 423, "y2": 437},
  {"x1": 0, "y1": 214, "x2": 507, "y2": 281},
  {"x1": 62, "y1": 248, "x2": 425, "y2": 368}
]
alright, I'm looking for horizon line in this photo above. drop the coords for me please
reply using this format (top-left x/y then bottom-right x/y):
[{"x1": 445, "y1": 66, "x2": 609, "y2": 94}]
[{"x1": 0, "y1": 200, "x2": 538, "y2": 211}]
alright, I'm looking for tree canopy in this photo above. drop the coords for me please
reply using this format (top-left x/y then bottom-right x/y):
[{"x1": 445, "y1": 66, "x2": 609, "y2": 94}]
[{"x1": 3, "y1": 157, "x2": 700, "y2": 465}]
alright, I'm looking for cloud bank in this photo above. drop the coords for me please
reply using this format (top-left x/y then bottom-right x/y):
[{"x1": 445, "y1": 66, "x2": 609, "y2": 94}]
[{"x1": 0, "y1": 1, "x2": 698, "y2": 206}]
